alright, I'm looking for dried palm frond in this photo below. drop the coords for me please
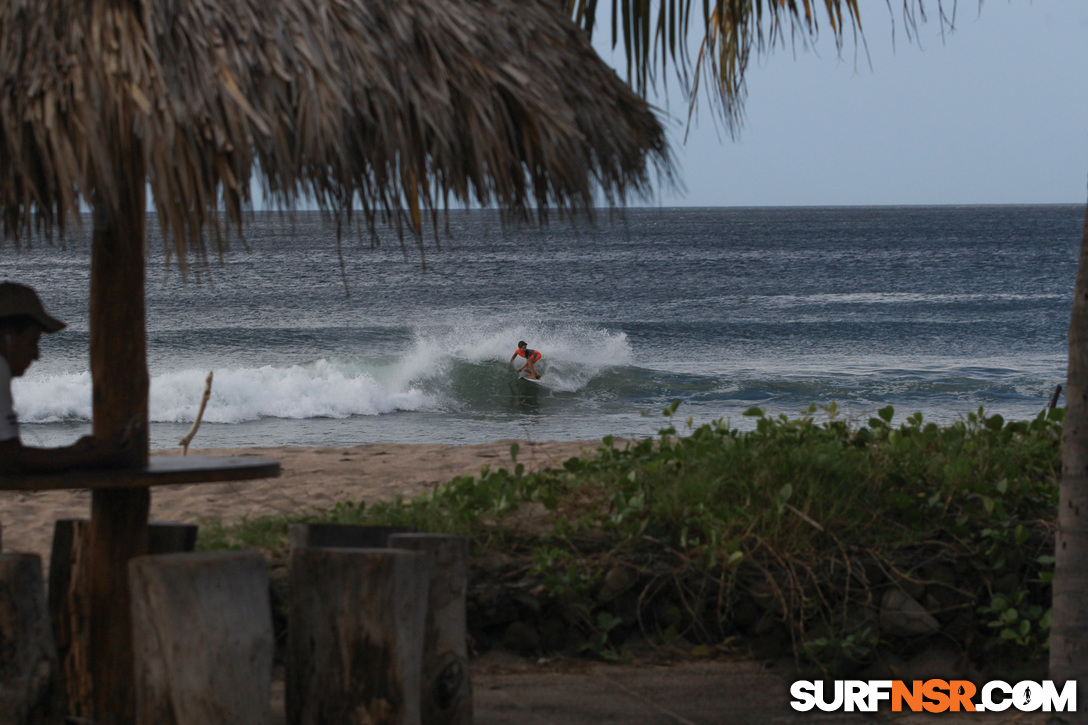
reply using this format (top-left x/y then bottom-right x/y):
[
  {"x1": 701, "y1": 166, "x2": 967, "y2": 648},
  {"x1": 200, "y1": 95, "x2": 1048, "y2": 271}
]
[{"x1": 0, "y1": 0, "x2": 671, "y2": 268}]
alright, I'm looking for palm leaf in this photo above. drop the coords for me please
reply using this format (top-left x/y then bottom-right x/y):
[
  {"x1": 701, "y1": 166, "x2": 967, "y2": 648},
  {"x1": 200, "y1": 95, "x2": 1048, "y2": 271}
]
[{"x1": 567, "y1": 0, "x2": 957, "y2": 132}]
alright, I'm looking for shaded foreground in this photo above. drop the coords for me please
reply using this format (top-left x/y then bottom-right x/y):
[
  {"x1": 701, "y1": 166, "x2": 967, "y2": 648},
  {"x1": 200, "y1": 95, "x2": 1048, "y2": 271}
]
[
  {"x1": 201, "y1": 404, "x2": 1061, "y2": 679},
  {"x1": 468, "y1": 656, "x2": 1055, "y2": 725}
]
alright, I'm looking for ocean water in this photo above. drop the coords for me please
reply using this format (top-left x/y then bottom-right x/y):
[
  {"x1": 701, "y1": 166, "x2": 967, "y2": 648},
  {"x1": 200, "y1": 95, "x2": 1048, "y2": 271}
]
[{"x1": 0, "y1": 205, "x2": 1079, "y2": 450}]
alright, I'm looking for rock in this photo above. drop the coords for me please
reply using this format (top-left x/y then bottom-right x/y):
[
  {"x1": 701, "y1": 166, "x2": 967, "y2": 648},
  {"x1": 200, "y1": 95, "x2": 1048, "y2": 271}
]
[
  {"x1": 502, "y1": 622, "x2": 540, "y2": 656},
  {"x1": 597, "y1": 566, "x2": 639, "y2": 604},
  {"x1": 879, "y1": 588, "x2": 940, "y2": 637}
]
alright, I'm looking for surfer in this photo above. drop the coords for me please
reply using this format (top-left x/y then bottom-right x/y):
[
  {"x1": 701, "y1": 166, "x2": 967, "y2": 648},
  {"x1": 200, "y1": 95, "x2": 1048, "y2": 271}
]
[{"x1": 510, "y1": 341, "x2": 542, "y2": 379}]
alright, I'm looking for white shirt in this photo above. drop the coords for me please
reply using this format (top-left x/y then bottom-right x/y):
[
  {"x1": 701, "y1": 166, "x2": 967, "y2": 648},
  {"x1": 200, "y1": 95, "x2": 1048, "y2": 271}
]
[{"x1": 0, "y1": 356, "x2": 18, "y2": 441}]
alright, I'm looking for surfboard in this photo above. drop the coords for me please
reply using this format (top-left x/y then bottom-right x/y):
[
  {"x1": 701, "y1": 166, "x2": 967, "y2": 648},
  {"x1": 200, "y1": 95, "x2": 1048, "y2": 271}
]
[{"x1": 518, "y1": 375, "x2": 544, "y2": 384}]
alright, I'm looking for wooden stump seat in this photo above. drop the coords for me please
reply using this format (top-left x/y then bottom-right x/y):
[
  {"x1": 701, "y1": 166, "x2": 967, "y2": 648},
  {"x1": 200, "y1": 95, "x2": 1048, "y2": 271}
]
[
  {"x1": 287, "y1": 525, "x2": 472, "y2": 725},
  {"x1": 130, "y1": 551, "x2": 273, "y2": 725},
  {"x1": 0, "y1": 553, "x2": 65, "y2": 725},
  {"x1": 287, "y1": 547, "x2": 429, "y2": 725}
]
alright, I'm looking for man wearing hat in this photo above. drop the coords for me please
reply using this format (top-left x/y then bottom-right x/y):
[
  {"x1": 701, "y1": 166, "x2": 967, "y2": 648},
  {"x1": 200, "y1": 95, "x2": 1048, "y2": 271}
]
[{"x1": 0, "y1": 282, "x2": 130, "y2": 473}]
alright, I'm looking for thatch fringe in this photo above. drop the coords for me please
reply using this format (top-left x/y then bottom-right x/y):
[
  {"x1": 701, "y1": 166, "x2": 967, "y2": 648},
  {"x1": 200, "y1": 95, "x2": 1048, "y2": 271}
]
[{"x1": 0, "y1": 0, "x2": 671, "y2": 270}]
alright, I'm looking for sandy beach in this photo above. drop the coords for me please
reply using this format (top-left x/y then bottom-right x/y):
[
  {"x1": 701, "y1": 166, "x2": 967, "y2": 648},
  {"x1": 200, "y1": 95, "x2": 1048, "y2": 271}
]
[{"x1": 0, "y1": 438, "x2": 603, "y2": 563}]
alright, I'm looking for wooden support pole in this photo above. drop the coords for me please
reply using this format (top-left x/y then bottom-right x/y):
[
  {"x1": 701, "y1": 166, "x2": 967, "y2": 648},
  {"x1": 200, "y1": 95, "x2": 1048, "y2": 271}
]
[
  {"x1": 0, "y1": 553, "x2": 65, "y2": 724},
  {"x1": 88, "y1": 137, "x2": 150, "y2": 724},
  {"x1": 49, "y1": 520, "x2": 199, "y2": 720},
  {"x1": 388, "y1": 534, "x2": 473, "y2": 725},
  {"x1": 89, "y1": 489, "x2": 148, "y2": 725},
  {"x1": 130, "y1": 551, "x2": 273, "y2": 725},
  {"x1": 287, "y1": 548, "x2": 429, "y2": 725},
  {"x1": 89, "y1": 148, "x2": 149, "y2": 459}
]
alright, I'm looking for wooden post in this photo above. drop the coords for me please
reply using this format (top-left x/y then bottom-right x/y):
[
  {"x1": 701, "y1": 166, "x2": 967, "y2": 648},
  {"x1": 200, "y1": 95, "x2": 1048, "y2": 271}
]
[
  {"x1": 129, "y1": 551, "x2": 273, "y2": 725},
  {"x1": 88, "y1": 489, "x2": 148, "y2": 725},
  {"x1": 49, "y1": 520, "x2": 199, "y2": 720},
  {"x1": 388, "y1": 534, "x2": 473, "y2": 725},
  {"x1": 88, "y1": 132, "x2": 150, "y2": 724},
  {"x1": 286, "y1": 548, "x2": 429, "y2": 725},
  {"x1": 89, "y1": 132, "x2": 149, "y2": 460},
  {"x1": 0, "y1": 553, "x2": 65, "y2": 724},
  {"x1": 287, "y1": 524, "x2": 417, "y2": 557}
]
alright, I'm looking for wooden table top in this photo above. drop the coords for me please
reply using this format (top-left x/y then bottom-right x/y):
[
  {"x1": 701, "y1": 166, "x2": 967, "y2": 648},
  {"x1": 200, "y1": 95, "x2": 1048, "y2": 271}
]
[{"x1": 0, "y1": 455, "x2": 281, "y2": 492}]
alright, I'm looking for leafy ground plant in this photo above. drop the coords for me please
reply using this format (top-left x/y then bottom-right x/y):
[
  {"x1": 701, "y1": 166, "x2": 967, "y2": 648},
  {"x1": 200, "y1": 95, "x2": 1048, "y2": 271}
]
[{"x1": 198, "y1": 403, "x2": 1061, "y2": 674}]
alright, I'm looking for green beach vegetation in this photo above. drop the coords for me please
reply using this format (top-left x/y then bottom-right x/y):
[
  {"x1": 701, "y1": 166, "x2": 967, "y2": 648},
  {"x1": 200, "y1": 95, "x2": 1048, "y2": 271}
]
[{"x1": 199, "y1": 403, "x2": 1060, "y2": 675}]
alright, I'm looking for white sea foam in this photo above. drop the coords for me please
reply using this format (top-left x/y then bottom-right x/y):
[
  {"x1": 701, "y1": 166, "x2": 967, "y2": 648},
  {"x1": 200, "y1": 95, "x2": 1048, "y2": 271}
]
[
  {"x1": 402, "y1": 320, "x2": 632, "y2": 393},
  {"x1": 13, "y1": 360, "x2": 438, "y2": 424},
  {"x1": 11, "y1": 371, "x2": 94, "y2": 423},
  {"x1": 403, "y1": 318, "x2": 631, "y2": 366},
  {"x1": 10, "y1": 322, "x2": 633, "y2": 423}
]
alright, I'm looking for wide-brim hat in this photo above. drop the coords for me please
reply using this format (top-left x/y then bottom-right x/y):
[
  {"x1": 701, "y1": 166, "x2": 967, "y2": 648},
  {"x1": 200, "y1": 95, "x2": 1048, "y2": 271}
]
[{"x1": 0, "y1": 282, "x2": 66, "y2": 333}]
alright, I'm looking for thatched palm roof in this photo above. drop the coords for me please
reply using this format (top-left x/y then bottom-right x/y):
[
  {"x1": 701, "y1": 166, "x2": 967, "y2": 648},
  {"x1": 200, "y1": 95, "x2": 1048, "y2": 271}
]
[{"x1": 0, "y1": 0, "x2": 670, "y2": 263}]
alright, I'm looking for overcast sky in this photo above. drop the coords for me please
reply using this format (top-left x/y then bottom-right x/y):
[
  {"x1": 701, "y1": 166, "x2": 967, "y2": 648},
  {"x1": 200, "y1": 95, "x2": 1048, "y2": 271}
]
[{"x1": 608, "y1": 0, "x2": 1088, "y2": 207}]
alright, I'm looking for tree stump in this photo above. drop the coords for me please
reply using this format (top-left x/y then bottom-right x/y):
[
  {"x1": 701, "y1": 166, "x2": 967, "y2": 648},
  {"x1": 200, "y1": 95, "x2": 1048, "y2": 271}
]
[
  {"x1": 287, "y1": 547, "x2": 429, "y2": 725},
  {"x1": 0, "y1": 553, "x2": 65, "y2": 725},
  {"x1": 129, "y1": 551, "x2": 272, "y2": 725},
  {"x1": 47, "y1": 521, "x2": 92, "y2": 721},
  {"x1": 287, "y1": 524, "x2": 416, "y2": 557},
  {"x1": 48, "y1": 520, "x2": 198, "y2": 720},
  {"x1": 388, "y1": 534, "x2": 472, "y2": 725},
  {"x1": 146, "y1": 523, "x2": 200, "y2": 554}
]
